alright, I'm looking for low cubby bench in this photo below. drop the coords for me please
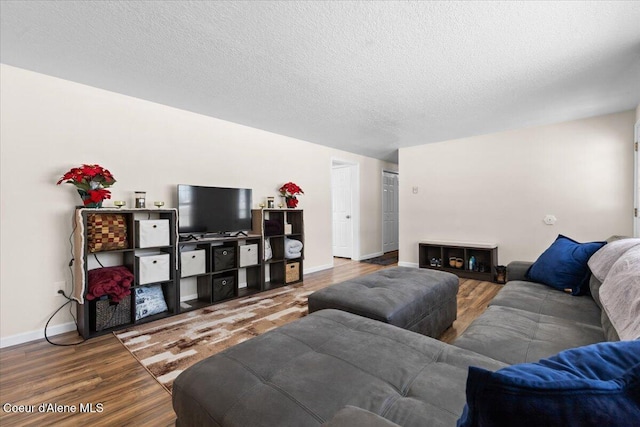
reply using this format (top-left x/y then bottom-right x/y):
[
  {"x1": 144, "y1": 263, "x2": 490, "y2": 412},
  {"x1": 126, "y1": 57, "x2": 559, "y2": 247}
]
[{"x1": 308, "y1": 267, "x2": 459, "y2": 338}]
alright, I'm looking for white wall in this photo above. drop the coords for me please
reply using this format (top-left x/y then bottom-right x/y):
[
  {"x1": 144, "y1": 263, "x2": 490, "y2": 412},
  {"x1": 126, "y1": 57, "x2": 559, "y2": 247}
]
[
  {"x1": 635, "y1": 104, "x2": 639, "y2": 237},
  {"x1": 399, "y1": 111, "x2": 635, "y2": 267},
  {"x1": 0, "y1": 65, "x2": 395, "y2": 344}
]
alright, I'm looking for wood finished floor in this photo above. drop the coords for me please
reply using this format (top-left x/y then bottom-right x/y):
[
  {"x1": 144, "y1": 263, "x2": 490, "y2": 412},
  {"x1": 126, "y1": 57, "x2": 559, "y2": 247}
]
[{"x1": 0, "y1": 258, "x2": 501, "y2": 426}]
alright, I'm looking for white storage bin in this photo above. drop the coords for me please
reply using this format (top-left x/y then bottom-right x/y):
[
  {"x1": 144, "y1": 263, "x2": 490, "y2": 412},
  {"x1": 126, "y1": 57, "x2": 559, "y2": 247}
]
[
  {"x1": 136, "y1": 220, "x2": 170, "y2": 248},
  {"x1": 239, "y1": 244, "x2": 259, "y2": 267},
  {"x1": 180, "y1": 249, "x2": 206, "y2": 278},
  {"x1": 136, "y1": 253, "x2": 170, "y2": 285}
]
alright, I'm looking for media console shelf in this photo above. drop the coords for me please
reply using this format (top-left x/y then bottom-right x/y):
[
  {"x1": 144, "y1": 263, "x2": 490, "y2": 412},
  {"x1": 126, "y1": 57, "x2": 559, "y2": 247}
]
[
  {"x1": 72, "y1": 208, "x2": 304, "y2": 338},
  {"x1": 177, "y1": 234, "x2": 264, "y2": 312},
  {"x1": 177, "y1": 209, "x2": 304, "y2": 312},
  {"x1": 418, "y1": 240, "x2": 498, "y2": 282}
]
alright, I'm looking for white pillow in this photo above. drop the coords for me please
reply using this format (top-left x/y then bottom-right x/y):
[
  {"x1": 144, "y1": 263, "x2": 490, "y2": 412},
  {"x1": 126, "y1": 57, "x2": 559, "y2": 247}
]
[
  {"x1": 264, "y1": 238, "x2": 273, "y2": 261},
  {"x1": 587, "y1": 238, "x2": 640, "y2": 282},
  {"x1": 599, "y1": 245, "x2": 640, "y2": 341}
]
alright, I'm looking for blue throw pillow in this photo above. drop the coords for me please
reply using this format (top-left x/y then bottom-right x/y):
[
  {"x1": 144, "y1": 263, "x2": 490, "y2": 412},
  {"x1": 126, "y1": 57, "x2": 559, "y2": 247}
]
[
  {"x1": 526, "y1": 235, "x2": 605, "y2": 295},
  {"x1": 135, "y1": 284, "x2": 168, "y2": 320},
  {"x1": 457, "y1": 341, "x2": 640, "y2": 427}
]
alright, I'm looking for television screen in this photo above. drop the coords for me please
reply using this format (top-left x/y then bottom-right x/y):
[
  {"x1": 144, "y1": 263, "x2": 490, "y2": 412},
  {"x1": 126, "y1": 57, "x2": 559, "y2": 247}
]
[{"x1": 177, "y1": 185, "x2": 252, "y2": 235}]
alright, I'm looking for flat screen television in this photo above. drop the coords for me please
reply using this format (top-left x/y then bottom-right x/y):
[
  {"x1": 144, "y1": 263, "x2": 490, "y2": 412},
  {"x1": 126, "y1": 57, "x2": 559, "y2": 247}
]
[{"x1": 177, "y1": 185, "x2": 252, "y2": 236}]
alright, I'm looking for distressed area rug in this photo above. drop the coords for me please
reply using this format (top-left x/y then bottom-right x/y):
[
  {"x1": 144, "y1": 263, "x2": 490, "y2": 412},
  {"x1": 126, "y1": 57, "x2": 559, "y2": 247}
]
[{"x1": 115, "y1": 284, "x2": 320, "y2": 393}]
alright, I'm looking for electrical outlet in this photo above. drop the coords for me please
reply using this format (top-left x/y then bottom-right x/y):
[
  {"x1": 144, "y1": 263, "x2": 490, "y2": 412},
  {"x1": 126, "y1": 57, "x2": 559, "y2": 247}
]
[{"x1": 54, "y1": 281, "x2": 66, "y2": 296}]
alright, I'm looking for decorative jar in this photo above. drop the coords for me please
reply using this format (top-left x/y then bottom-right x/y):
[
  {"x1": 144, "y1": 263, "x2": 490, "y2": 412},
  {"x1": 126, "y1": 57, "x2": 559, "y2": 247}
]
[{"x1": 135, "y1": 191, "x2": 146, "y2": 208}]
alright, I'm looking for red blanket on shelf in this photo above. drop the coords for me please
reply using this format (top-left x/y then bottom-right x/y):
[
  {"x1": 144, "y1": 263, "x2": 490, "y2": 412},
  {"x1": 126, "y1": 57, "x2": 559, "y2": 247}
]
[{"x1": 86, "y1": 266, "x2": 133, "y2": 303}]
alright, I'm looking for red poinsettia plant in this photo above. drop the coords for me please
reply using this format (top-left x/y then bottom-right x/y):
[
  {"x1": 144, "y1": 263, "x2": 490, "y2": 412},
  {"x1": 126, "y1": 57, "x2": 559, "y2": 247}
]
[
  {"x1": 57, "y1": 164, "x2": 116, "y2": 207},
  {"x1": 279, "y1": 182, "x2": 304, "y2": 208}
]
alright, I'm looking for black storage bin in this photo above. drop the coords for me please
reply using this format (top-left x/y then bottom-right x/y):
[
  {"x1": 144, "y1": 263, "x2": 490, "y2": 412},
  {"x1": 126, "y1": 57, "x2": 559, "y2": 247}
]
[
  {"x1": 90, "y1": 295, "x2": 132, "y2": 332},
  {"x1": 264, "y1": 219, "x2": 283, "y2": 237},
  {"x1": 213, "y1": 276, "x2": 235, "y2": 302},
  {"x1": 213, "y1": 247, "x2": 235, "y2": 271}
]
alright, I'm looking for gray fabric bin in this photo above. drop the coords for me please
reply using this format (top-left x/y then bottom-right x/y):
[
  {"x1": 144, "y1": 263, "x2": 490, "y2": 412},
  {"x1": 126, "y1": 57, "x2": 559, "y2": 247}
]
[
  {"x1": 213, "y1": 247, "x2": 235, "y2": 271},
  {"x1": 213, "y1": 276, "x2": 235, "y2": 301}
]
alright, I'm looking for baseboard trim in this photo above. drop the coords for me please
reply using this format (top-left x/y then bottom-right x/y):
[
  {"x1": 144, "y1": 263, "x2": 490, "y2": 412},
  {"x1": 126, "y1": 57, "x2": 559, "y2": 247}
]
[
  {"x1": 355, "y1": 251, "x2": 384, "y2": 262},
  {"x1": 1, "y1": 321, "x2": 77, "y2": 349},
  {"x1": 398, "y1": 261, "x2": 418, "y2": 268},
  {"x1": 304, "y1": 263, "x2": 334, "y2": 275}
]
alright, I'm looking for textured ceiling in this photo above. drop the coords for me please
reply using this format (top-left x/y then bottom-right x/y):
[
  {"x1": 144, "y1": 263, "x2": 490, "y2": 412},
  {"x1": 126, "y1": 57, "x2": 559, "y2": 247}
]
[{"x1": 2, "y1": 1, "x2": 640, "y2": 162}]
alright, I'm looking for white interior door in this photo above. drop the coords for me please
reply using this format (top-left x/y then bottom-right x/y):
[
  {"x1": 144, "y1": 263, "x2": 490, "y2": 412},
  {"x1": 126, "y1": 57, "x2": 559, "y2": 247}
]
[
  {"x1": 383, "y1": 171, "x2": 399, "y2": 252},
  {"x1": 332, "y1": 165, "x2": 353, "y2": 258}
]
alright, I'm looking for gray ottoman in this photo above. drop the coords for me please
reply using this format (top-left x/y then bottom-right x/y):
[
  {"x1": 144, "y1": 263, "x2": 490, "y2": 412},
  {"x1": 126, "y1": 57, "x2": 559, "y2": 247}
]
[{"x1": 308, "y1": 267, "x2": 459, "y2": 338}]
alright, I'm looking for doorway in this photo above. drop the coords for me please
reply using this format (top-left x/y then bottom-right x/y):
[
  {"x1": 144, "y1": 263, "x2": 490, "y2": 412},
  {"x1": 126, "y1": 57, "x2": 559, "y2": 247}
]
[
  {"x1": 331, "y1": 160, "x2": 359, "y2": 259},
  {"x1": 382, "y1": 170, "x2": 399, "y2": 253}
]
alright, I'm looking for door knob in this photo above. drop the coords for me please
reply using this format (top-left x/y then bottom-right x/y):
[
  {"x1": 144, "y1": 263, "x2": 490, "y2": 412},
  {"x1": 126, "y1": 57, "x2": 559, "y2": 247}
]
[{"x1": 346, "y1": 215, "x2": 351, "y2": 219}]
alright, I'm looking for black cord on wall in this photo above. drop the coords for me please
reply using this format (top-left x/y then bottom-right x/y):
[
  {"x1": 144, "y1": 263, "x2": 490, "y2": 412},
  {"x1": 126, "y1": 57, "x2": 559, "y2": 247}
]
[
  {"x1": 43, "y1": 222, "x2": 85, "y2": 346},
  {"x1": 44, "y1": 291, "x2": 84, "y2": 346}
]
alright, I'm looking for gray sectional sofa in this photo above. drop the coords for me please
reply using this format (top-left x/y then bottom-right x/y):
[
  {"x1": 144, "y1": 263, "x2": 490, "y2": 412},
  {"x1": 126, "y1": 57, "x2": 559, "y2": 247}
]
[
  {"x1": 173, "y1": 238, "x2": 638, "y2": 426},
  {"x1": 452, "y1": 261, "x2": 607, "y2": 365}
]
